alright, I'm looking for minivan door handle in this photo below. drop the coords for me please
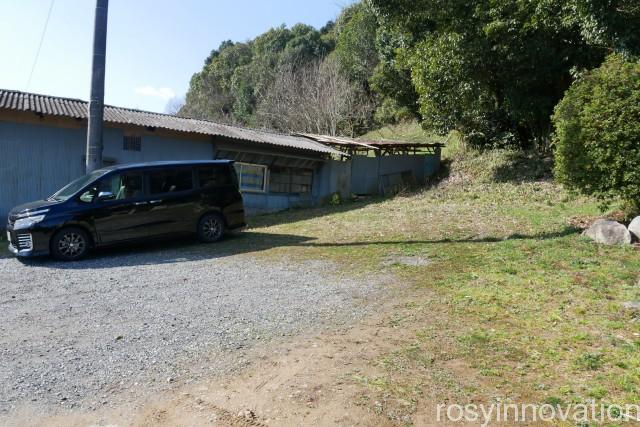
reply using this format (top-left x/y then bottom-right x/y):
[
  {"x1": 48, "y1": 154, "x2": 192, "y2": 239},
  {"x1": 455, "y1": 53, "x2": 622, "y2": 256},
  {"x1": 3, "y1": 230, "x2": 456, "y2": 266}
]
[
  {"x1": 149, "y1": 200, "x2": 163, "y2": 204},
  {"x1": 134, "y1": 201, "x2": 148, "y2": 206}
]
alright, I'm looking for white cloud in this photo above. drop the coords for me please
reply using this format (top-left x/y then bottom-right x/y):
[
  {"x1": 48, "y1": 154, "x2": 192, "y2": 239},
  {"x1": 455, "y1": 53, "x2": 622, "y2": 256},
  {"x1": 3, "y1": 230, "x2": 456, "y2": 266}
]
[{"x1": 134, "y1": 86, "x2": 176, "y2": 100}]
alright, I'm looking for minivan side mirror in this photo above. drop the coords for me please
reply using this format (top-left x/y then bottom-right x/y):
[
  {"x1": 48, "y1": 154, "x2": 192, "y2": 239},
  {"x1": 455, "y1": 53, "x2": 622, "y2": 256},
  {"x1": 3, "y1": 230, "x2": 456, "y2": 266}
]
[{"x1": 97, "y1": 191, "x2": 116, "y2": 201}]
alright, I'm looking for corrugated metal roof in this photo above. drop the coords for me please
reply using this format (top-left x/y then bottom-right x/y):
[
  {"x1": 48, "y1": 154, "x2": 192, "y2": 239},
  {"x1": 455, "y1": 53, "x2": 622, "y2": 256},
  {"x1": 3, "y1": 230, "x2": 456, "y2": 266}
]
[
  {"x1": 0, "y1": 89, "x2": 342, "y2": 156},
  {"x1": 295, "y1": 132, "x2": 444, "y2": 150},
  {"x1": 294, "y1": 133, "x2": 380, "y2": 150}
]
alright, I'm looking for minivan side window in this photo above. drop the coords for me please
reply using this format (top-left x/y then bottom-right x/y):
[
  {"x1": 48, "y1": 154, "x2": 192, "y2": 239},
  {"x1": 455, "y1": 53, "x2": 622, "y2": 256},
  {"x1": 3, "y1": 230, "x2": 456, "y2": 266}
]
[
  {"x1": 80, "y1": 172, "x2": 144, "y2": 202},
  {"x1": 148, "y1": 168, "x2": 193, "y2": 195},
  {"x1": 198, "y1": 166, "x2": 231, "y2": 188}
]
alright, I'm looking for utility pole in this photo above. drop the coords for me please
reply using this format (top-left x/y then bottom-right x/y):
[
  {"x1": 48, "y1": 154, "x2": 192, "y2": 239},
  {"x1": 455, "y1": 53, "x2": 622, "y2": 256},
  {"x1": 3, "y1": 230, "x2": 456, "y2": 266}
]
[{"x1": 85, "y1": 0, "x2": 109, "y2": 173}]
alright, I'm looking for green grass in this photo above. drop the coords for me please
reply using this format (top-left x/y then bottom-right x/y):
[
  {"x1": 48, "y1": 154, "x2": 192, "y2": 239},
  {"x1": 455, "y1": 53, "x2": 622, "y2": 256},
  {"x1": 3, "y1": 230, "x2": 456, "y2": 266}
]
[
  {"x1": 244, "y1": 149, "x2": 640, "y2": 421},
  {"x1": 360, "y1": 121, "x2": 441, "y2": 144}
]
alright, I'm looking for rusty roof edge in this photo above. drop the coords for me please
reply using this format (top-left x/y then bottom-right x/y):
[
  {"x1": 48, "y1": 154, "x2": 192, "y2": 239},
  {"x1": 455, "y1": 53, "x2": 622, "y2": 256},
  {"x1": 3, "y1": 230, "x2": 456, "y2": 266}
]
[
  {"x1": 294, "y1": 133, "x2": 379, "y2": 151},
  {"x1": 294, "y1": 133, "x2": 379, "y2": 155},
  {"x1": 295, "y1": 131, "x2": 445, "y2": 149},
  {"x1": 294, "y1": 133, "x2": 444, "y2": 150}
]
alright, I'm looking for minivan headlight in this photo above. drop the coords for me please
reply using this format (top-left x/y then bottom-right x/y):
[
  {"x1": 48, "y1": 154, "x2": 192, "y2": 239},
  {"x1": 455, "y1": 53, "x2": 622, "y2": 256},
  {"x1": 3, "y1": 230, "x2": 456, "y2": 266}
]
[{"x1": 14, "y1": 215, "x2": 46, "y2": 229}]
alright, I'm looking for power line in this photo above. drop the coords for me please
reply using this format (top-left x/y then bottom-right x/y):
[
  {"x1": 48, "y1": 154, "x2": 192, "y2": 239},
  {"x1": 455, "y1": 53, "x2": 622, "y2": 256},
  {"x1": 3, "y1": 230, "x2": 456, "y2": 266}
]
[{"x1": 26, "y1": 0, "x2": 56, "y2": 91}]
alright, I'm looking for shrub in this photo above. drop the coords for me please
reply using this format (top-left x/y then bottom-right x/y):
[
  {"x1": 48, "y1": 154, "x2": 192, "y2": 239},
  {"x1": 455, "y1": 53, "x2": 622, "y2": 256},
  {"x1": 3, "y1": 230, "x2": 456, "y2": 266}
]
[
  {"x1": 553, "y1": 54, "x2": 640, "y2": 208},
  {"x1": 329, "y1": 192, "x2": 342, "y2": 206},
  {"x1": 574, "y1": 352, "x2": 604, "y2": 371}
]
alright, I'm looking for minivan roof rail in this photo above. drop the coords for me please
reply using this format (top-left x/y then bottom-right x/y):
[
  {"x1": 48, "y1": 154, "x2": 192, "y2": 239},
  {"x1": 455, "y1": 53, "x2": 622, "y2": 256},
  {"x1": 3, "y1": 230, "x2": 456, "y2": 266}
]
[{"x1": 99, "y1": 160, "x2": 234, "y2": 172}]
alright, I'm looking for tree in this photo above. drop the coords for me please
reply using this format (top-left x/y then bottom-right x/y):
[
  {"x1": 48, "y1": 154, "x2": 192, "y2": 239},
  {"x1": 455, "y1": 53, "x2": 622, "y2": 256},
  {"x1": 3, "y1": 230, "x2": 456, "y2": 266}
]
[
  {"x1": 181, "y1": 23, "x2": 334, "y2": 126},
  {"x1": 568, "y1": 0, "x2": 640, "y2": 57},
  {"x1": 255, "y1": 57, "x2": 373, "y2": 136},
  {"x1": 333, "y1": 2, "x2": 379, "y2": 85},
  {"x1": 181, "y1": 41, "x2": 252, "y2": 123},
  {"x1": 553, "y1": 54, "x2": 640, "y2": 207},
  {"x1": 164, "y1": 96, "x2": 185, "y2": 115},
  {"x1": 370, "y1": 0, "x2": 638, "y2": 148},
  {"x1": 369, "y1": 25, "x2": 420, "y2": 124}
]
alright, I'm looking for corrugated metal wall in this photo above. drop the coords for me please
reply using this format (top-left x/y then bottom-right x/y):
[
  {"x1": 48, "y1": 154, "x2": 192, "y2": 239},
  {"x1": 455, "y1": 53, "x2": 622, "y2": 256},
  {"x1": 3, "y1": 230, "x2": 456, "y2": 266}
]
[
  {"x1": 104, "y1": 131, "x2": 215, "y2": 164},
  {"x1": 316, "y1": 160, "x2": 351, "y2": 202},
  {"x1": 242, "y1": 193, "x2": 313, "y2": 215},
  {"x1": 0, "y1": 122, "x2": 86, "y2": 220},
  {"x1": 0, "y1": 121, "x2": 215, "y2": 222},
  {"x1": 350, "y1": 154, "x2": 441, "y2": 195}
]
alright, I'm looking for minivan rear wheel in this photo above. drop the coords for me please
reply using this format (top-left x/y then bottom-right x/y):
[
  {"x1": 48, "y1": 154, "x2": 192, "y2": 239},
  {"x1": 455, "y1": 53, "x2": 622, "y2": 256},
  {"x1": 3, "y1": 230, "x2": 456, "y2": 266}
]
[
  {"x1": 51, "y1": 227, "x2": 90, "y2": 261},
  {"x1": 198, "y1": 213, "x2": 225, "y2": 243}
]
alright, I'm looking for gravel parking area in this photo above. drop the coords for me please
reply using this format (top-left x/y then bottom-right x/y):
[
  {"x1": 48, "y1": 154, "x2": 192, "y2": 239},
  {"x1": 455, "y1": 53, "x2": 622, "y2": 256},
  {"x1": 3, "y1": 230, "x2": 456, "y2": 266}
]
[{"x1": 0, "y1": 239, "x2": 384, "y2": 416}]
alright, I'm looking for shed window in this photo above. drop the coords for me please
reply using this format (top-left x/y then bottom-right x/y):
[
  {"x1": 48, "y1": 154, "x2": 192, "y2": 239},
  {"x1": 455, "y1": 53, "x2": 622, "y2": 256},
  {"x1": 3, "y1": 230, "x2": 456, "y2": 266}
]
[
  {"x1": 123, "y1": 135, "x2": 142, "y2": 151},
  {"x1": 234, "y1": 162, "x2": 266, "y2": 192},
  {"x1": 270, "y1": 167, "x2": 313, "y2": 194}
]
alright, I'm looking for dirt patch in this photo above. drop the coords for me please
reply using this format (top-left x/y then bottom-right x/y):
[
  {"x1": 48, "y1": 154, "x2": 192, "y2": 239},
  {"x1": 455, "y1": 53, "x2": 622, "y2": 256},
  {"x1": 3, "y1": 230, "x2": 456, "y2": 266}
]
[
  {"x1": 6, "y1": 286, "x2": 494, "y2": 426},
  {"x1": 130, "y1": 314, "x2": 408, "y2": 426}
]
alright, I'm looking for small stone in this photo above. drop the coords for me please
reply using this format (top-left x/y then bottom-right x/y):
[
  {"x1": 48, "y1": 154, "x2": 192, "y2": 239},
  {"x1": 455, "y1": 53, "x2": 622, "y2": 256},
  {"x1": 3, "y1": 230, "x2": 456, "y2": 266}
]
[
  {"x1": 238, "y1": 409, "x2": 256, "y2": 420},
  {"x1": 167, "y1": 377, "x2": 174, "y2": 383}
]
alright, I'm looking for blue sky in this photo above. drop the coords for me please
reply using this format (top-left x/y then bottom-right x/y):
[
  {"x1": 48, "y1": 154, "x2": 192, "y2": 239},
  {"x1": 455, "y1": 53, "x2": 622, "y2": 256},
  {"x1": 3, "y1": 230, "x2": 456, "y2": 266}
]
[{"x1": 0, "y1": 0, "x2": 352, "y2": 112}]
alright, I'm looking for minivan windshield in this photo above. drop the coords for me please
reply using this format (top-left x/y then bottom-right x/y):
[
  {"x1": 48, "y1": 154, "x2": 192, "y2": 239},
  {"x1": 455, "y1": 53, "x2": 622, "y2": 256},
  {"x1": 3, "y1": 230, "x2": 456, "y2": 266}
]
[{"x1": 49, "y1": 170, "x2": 109, "y2": 201}]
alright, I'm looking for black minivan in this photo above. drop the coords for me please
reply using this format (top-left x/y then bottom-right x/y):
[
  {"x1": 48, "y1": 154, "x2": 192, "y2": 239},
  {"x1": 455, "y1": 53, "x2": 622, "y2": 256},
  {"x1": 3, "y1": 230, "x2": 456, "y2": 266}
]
[{"x1": 6, "y1": 160, "x2": 246, "y2": 261}]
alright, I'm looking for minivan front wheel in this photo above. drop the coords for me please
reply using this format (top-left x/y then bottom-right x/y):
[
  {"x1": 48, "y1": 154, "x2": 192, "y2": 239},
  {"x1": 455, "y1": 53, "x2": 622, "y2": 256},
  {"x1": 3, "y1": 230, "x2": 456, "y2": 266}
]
[
  {"x1": 51, "y1": 227, "x2": 90, "y2": 261},
  {"x1": 198, "y1": 213, "x2": 225, "y2": 243}
]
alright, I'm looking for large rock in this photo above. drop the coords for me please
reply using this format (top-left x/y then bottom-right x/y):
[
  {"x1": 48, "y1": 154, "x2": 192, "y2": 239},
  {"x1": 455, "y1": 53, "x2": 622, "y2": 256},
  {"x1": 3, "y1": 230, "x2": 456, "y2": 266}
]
[
  {"x1": 621, "y1": 301, "x2": 640, "y2": 311},
  {"x1": 583, "y1": 219, "x2": 632, "y2": 245},
  {"x1": 628, "y1": 216, "x2": 640, "y2": 241}
]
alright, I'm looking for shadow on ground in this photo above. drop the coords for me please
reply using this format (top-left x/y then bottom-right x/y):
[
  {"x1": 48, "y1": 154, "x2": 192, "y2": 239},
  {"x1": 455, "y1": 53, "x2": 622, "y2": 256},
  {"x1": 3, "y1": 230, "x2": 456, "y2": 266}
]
[
  {"x1": 18, "y1": 225, "x2": 579, "y2": 270},
  {"x1": 491, "y1": 151, "x2": 553, "y2": 183}
]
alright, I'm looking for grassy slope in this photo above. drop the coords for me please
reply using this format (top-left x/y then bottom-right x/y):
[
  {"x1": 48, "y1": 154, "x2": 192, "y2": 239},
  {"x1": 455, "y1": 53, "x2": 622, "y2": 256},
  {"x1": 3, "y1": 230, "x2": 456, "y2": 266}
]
[
  {"x1": 360, "y1": 122, "x2": 440, "y2": 143},
  {"x1": 242, "y1": 145, "x2": 640, "y2": 422}
]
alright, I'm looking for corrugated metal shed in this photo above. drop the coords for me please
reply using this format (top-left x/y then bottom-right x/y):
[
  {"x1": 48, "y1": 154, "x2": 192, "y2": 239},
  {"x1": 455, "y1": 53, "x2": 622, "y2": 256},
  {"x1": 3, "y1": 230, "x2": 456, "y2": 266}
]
[{"x1": 0, "y1": 89, "x2": 342, "y2": 156}]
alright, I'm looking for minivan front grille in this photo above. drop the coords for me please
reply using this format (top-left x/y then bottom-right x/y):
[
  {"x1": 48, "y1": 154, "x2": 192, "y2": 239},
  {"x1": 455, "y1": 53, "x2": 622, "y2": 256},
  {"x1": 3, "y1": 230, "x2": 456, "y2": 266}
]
[{"x1": 17, "y1": 234, "x2": 33, "y2": 250}]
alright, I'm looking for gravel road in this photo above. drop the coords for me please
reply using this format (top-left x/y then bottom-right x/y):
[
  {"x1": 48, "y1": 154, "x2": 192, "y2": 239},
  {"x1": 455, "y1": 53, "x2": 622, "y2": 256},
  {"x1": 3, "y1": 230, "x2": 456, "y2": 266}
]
[{"x1": 0, "y1": 239, "x2": 384, "y2": 416}]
